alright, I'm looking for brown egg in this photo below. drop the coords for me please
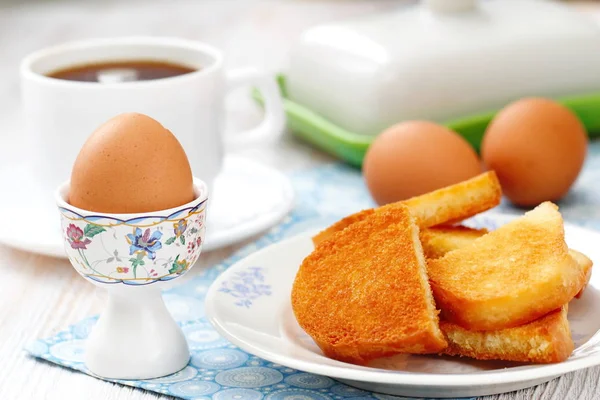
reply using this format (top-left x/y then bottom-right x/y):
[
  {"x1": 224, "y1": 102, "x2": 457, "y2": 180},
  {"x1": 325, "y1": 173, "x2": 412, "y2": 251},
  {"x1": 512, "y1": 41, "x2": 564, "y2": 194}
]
[
  {"x1": 363, "y1": 121, "x2": 482, "y2": 205},
  {"x1": 69, "y1": 113, "x2": 195, "y2": 213},
  {"x1": 481, "y1": 98, "x2": 587, "y2": 207}
]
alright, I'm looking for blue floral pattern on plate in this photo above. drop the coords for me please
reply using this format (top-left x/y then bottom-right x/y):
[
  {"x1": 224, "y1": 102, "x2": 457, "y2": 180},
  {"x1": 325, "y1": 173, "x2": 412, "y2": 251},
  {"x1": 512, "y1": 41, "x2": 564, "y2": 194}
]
[
  {"x1": 26, "y1": 141, "x2": 600, "y2": 400},
  {"x1": 218, "y1": 266, "x2": 271, "y2": 308}
]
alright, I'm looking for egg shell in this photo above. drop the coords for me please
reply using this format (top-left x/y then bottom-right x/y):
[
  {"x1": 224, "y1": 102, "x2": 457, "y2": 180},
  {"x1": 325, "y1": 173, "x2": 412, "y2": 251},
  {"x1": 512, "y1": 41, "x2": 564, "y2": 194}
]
[
  {"x1": 363, "y1": 121, "x2": 482, "y2": 205},
  {"x1": 481, "y1": 98, "x2": 587, "y2": 207},
  {"x1": 69, "y1": 113, "x2": 195, "y2": 213}
]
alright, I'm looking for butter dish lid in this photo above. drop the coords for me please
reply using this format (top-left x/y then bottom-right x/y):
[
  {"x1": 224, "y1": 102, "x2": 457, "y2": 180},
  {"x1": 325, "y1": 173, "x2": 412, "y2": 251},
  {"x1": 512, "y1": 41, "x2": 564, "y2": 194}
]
[{"x1": 287, "y1": 0, "x2": 600, "y2": 136}]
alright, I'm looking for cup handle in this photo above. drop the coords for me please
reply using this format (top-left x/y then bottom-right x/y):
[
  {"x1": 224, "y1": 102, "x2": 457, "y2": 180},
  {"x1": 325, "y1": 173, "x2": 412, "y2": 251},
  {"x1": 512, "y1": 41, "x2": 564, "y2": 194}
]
[{"x1": 224, "y1": 68, "x2": 285, "y2": 149}]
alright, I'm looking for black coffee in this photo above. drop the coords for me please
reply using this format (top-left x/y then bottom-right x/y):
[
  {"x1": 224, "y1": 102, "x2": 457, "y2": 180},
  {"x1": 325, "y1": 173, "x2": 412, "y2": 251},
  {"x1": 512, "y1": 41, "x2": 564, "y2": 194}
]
[{"x1": 47, "y1": 60, "x2": 197, "y2": 83}]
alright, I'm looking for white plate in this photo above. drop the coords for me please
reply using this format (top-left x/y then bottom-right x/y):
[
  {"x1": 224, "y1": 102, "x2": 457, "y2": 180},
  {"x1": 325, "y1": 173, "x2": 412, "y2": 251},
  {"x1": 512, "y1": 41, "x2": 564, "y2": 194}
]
[
  {"x1": 0, "y1": 155, "x2": 293, "y2": 258},
  {"x1": 206, "y1": 214, "x2": 600, "y2": 398}
]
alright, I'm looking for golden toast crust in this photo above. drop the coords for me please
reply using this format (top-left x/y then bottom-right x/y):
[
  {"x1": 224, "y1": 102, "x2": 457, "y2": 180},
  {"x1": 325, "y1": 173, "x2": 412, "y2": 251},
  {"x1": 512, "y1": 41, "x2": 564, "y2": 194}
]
[
  {"x1": 312, "y1": 171, "x2": 501, "y2": 246},
  {"x1": 292, "y1": 205, "x2": 447, "y2": 365},
  {"x1": 441, "y1": 306, "x2": 573, "y2": 363},
  {"x1": 404, "y1": 171, "x2": 502, "y2": 228},
  {"x1": 312, "y1": 208, "x2": 376, "y2": 246}
]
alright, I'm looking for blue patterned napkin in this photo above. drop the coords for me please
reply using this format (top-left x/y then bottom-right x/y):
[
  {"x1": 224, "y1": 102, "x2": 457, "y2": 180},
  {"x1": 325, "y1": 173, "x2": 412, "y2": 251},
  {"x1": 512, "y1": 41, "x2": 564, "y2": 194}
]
[{"x1": 26, "y1": 142, "x2": 600, "y2": 400}]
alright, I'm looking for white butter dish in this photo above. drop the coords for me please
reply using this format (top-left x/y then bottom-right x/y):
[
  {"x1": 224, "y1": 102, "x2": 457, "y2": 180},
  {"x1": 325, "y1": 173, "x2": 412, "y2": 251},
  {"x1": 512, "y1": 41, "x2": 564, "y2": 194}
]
[{"x1": 287, "y1": 0, "x2": 600, "y2": 136}]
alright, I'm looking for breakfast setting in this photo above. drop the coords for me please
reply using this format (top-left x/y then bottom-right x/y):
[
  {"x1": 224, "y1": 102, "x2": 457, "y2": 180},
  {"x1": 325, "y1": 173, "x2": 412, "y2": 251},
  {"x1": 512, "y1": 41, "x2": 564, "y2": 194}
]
[{"x1": 3, "y1": 0, "x2": 600, "y2": 399}]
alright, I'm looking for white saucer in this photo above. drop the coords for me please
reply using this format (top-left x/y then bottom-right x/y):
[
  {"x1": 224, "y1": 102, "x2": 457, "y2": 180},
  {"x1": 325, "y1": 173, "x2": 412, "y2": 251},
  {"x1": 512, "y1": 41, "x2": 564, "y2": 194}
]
[
  {"x1": 0, "y1": 155, "x2": 294, "y2": 258},
  {"x1": 206, "y1": 214, "x2": 600, "y2": 398}
]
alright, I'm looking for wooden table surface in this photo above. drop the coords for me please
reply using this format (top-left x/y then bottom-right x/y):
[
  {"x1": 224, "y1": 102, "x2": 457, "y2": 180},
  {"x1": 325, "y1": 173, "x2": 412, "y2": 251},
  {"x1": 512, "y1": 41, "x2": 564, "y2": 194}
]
[{"x1": 0, "y1": 1, "x2": 599, "y2": 399}]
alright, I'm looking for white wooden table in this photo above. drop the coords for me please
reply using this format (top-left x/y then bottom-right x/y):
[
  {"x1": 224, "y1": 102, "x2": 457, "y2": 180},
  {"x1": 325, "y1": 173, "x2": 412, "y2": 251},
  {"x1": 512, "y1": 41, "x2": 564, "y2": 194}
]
[{"x1": 0, "y1": 1, "x2": 599, "y2": 399}]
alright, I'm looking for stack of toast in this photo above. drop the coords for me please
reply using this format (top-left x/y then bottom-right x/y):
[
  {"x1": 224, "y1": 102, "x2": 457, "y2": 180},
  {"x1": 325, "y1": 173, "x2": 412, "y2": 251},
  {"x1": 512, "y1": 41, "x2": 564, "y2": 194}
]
[{"x1": 291, "y1": 171, "x2": 592, "y2": 366}]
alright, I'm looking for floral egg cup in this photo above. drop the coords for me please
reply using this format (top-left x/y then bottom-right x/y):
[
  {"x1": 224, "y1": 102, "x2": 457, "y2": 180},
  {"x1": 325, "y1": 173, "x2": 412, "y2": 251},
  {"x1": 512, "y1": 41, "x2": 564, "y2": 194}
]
[{"x1": 55, "y1": 178, "x2": 208, "y2": 380}]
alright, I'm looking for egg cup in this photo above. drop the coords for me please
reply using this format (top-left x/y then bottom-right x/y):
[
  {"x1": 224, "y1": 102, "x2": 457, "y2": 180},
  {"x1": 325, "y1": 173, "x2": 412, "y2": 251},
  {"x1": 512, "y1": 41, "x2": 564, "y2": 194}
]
[{"x1": 55, "y1": 178, "x2": 208, "y2": 380}]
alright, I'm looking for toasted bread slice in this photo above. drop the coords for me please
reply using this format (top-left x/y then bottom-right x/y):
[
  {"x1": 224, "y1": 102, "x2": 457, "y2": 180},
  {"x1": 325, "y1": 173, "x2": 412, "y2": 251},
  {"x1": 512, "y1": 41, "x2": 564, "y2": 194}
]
[
  {"x1": 421, "y1": 226, "x2": 593, "y2": 298},
  {"x1": 312, "y1": 171, "x2": 501, "y2": 246},
  {"x1": 404, "y1": 171, "x2": 502, "y2": 228},
  {"x1": 428, "y1": 202, "x2": 587, "y2": 331},
  {"x1": 420, "y1": 226, "x2": 488, "y2": 259},
  {"x1": 441, "y1": 305, "x2": 573, "y2": 363},
  {"x1": 292, "y1": 205, "x2": 447, "y2": 365}
]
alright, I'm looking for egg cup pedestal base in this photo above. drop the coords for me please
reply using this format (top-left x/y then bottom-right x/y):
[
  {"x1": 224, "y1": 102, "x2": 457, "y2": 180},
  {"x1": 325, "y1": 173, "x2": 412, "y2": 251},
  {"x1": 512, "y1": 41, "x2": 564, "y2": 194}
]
[{"x1": 85, "y1": 285, "x2": 190, "y2": 380}]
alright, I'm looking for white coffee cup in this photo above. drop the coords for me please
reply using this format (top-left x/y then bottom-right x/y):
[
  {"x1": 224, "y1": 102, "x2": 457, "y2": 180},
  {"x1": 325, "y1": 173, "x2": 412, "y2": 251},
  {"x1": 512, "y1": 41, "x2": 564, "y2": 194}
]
[{"x1": 21, "y1": 36, "x2": 285, "y2": 194}]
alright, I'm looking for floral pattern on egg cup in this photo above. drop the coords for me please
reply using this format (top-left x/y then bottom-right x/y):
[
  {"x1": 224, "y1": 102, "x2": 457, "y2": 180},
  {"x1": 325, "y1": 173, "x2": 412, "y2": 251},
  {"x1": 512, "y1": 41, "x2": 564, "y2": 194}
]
[{"x1": 57, "y1": 185, "x2": 207, "y2": 287}]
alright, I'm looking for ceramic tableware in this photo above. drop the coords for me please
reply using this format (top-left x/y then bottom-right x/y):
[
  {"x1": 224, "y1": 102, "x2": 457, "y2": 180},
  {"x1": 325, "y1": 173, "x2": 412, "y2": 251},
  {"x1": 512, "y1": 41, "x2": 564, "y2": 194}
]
[
  {"x1": 282, "y1": 0, "x2": 600, "y2": 166},
  {"x1": 55, "y1": 177, "x2": 208, "y2": 379},
  {"x1": 206, "y1": 213, "x2": 600, "y2": 398},
  {"x1": 22, "y1": 36, "x2": 285, "y2": 196},
  {"x1": 259, "y1": 77, "x2": 600, "y2": 167},
  {"x1": 288, "y1": 0, "x2": 600, "y2": 136},
  {"x1": 0, "y1": 155, "x2": 293, "y2": 258},
  {"x1": 9, "y1": 36, "x2": 290, "y2": 258}
]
